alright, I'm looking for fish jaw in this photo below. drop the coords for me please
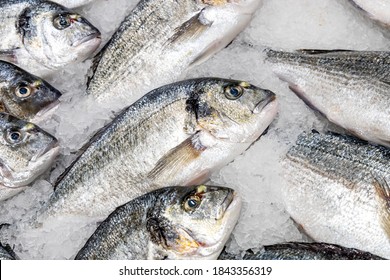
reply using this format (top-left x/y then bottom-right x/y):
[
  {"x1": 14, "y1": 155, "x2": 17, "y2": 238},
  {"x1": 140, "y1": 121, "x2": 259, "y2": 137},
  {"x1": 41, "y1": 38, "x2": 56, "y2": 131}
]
[
  {"x1": 192, "y1": 191, "x2": 242, "y2": 259},
  {"x1": 0, "y1": 183, "x2": 28, "y2": 202},
  {"x1": 2, "y1": 143, "x2": 59, "y2": 189},
  {"x1": 163, "y1": 190, "x2": 242, "y2": 260}
]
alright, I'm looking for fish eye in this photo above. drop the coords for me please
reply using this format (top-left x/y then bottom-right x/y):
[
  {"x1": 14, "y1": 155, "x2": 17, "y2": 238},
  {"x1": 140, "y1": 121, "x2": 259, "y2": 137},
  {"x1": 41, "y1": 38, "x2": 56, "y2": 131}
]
[
  {"x1": 5, "y1": 129, "x2": 23, "y2": 144},
  {"x1": 183, "y1": 195, "x2": 201, "y2": 212},
  {"x1": 53, "y1": 14, "x2": 71, "y2": 30},
  {"x1": 224, "y1": 85, "x2": 243, "y2": 100},
  {"x1": 15, "y1": 85, "x2": 31, "y2": 98}
]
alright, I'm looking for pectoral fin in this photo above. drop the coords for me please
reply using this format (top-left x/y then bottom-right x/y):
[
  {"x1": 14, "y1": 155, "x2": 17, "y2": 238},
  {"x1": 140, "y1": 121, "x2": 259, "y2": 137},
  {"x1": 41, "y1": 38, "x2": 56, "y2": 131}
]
[
  {"x1": 373, "y1": 178, "x2": 390, "y2": 239},
  {"x1": 147, "y1": 133, "x2": 206, "y2": 182},
  {"x1": 168, "y1": 10, "x2": 212, "y2": 45}
]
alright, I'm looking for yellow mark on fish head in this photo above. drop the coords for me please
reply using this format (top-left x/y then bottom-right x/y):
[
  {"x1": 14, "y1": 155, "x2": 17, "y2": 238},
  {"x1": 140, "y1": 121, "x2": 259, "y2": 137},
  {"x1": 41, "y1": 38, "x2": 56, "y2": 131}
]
[
  {"x1": 197, "y1": 185, "x2": 207, "y2": 194},
  {"x1": 239, "y1": 81, "x2": 250, "y2": 88},
  {"x1": 24, "y1": 123, "x2": 36, "y2": 131},
  {"x1": 32, "y1": 80, "x2": 43, "y2": 88}
]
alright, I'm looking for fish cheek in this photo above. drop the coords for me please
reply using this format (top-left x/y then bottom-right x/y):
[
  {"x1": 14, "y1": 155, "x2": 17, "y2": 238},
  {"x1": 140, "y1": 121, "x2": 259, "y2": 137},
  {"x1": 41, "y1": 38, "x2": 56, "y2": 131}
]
[{"x1": 146, "y1": 217, "x2": 199, "y2": 256}]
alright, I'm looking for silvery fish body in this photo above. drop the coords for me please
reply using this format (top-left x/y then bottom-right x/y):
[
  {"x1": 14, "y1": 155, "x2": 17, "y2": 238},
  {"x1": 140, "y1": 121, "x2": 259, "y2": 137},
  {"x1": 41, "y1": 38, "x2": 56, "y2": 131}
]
[
  {"x1": 76, "y1": 185, "x2": 241, "y2": 260},
  {"x1": 0, "y1": 113, "x2": 59, "y2": 201},
  {"x1": 51, "y1": 0, "x2": 94, "y2": 8},
  {"x1": 349, "y1": 0, "x2": 390, "y2": 28},
  {"x1": 0, "y1": 61, "x2": 61, "y2": 121},
  {"x1": 87, "y1": 0, "x2": 262, "y2": 109},
  {"x1": 0, "y1": 243, "x2": 18, "y2": 260},
  {"x1": 266, "y1": 49, "x2": 390, "y2": 147},
  {"x1": 37, "y1": 78, "x2": 278, "y2": 221},
  {"x1": 218, "y1": 242, "x2": 385, "y2": 260},
  {"x1": 0, "y1": 0, "x2": 101, "y2": 75},
  {"x1": 282, "y1": 131, "x2": 390, "y2": 259}
]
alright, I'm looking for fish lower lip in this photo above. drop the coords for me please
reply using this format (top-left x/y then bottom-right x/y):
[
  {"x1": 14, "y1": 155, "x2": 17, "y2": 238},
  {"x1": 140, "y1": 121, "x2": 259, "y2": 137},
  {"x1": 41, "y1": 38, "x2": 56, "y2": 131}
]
[
  {"x1": 35, "y1": 100, "x2": 60, "y2": 118},
  {"x1": 72, "y1": 33, "x2": 101, "y2": 47},
  {"x1": 32, "y1": 141, "x2": 59, "y2": 162},
  {"x1": 253, "y1": 93, "x2": 277, "y2": 114},
  {"x1": 217, "y1": 190, "x2": 235, "y2": 220}
]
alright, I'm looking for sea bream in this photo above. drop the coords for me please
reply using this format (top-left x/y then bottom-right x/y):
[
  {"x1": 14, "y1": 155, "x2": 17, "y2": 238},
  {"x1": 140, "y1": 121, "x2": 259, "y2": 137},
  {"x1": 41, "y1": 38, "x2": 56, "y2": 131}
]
[
  {"x1": 265, "y1": 49, "x2": 390, "y2": 147},
  {"x1": 218, "y1": 242, "x2": 385, "y2": 260},
  {"x1": 0, "y1": 113, "x2": 59, "y2": 202},
  {"x1": 0, "y1": 0, "x2": 101, "y2": 75},
  {"x1": 87, "y1": 0, "x2": 263, "y2": 109},
  {"x1": 282, "y1": 131, "x2": 390, "y2": 259},
  {"x1": 348, "y1": 0, "x2": 390, "y2": 28},
  {"x1": 76, "y1": 185, "x2": 241, "y2": 260},
  {"x1": 0, "y1": 61, "x2": 61, "y2": 121},
  {"x1": 36, "y1": 78, "x2": 278, "y2": 222}
]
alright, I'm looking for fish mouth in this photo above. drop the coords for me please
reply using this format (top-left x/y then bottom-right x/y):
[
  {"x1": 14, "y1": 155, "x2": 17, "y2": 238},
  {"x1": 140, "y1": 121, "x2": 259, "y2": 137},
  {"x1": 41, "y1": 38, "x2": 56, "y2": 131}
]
[
  {"x1": 72, "y1": 32, "x2": 102, "y2": 48},
  {"x1": 32, "y1": 100, "x2": 61, "y2": 122},
  {"x1": 31, "y1": 140, "x2": 60, "y2": 162},
  {"x1": 253, "y1": 90, "x2": 277, "y2": 114},
  {"x1": 216, "y1": 190, "x2": 235, "y2": 220}
]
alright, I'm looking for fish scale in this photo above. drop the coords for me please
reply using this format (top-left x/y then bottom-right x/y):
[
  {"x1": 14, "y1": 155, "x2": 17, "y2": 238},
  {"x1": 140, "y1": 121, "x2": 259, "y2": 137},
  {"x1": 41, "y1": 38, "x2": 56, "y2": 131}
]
[
  {"x1": 265, "y1": 49, "x2": 390, "y2": 147},
  {"x1": 75, "y1": 186, "x2": 241, "y2": 260},
  {"x1": 282, "y1": 131, "x2": 390, "y2": 259},
  {"x1": 218, "y1": 242, "x2": 385, "y2": 260},
  {"x1": 36, "y1": 78, "x2": 277, "y2": 224},
  {"x1": 0, "y1": 0, "x2": 101, "y2": 76},
  {"x1": 86, "y1": 0, "x2": 263, "y2": 109}
]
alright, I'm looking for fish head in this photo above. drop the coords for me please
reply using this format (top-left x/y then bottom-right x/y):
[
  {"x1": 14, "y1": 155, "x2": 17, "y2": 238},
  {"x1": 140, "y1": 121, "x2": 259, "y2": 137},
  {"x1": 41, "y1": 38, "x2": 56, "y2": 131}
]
[
  {"x1": 190, "y1": 79, "x2": 278, "y2": 143},
  {"x1": 0, "y1": 113, "x2": 59, "y2": 188},
  {"x1": 153, "y1": 185, "x2": 241, "y2": 259},
  {"x1": 18, "y1": 3, "x2": 101, "y2": 69},
  {"x1": 0, "y1": 63, "x2": 61, "y2": 120}
]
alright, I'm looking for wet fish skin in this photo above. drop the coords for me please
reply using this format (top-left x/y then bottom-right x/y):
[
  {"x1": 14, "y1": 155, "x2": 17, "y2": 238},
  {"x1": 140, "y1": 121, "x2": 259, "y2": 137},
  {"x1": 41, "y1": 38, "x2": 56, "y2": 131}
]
[
  {"x1": 0, "y1": 61, "x2": 61, "y2": 121},
  {"x1": 219, "y1": 242, "x2": 385, "y2": 260},
  {"x1": 0, "y1": 112, "x2": 59, "y2": 201},
  {"x1": 265, "y1": 49, "x2": 390, "y2": 147},
  {"x1": 38, "y1": 78, "x2": 278, "y2": 221},
  {"x1": 282, "y1": 131, "x2": 390, "y2": 259},
  {"x1": 76, "y1": 185, "x2": 241, "y2": 260},
  {"x1": 0, "y1": 243, "x2": 18, "y2": 260},
  {"x1": 0, "y1": 0, "x2": 101, "y2": 75},
  {"x1": 87, "y1": 0, "x2": 262, "y2": 108},
  {"x1": 349, "y1": 0, "x2": 390, "y2": 28}
]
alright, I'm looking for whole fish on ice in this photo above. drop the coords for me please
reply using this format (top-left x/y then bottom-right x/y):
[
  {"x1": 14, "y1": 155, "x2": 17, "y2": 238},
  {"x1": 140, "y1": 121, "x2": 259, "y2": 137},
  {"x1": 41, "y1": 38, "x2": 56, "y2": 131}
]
[
  {"x1": 76, "y1": 185, "x2": 241, "y2": 260},
  {"x1": 37, "y1": 78, "x2": 277, "y2": 221},
  {"x1": 0, "y1": 61, "x2": 61, "y2": 121},
  {"x1": 0, "y1": 0, "x2": 101, "y2": 75},
  {"x1": 87, "y1": 0, "x2": 263, "y2": 109},
  {"x1": 282, "y1": 131, "x2": 390, "y2": 259},
  {"x1": 0, "y1": 113, "x2": 59, "y2": 202},
  {"x1": 266, "y1": 49, "x2": 390, "y2": 147}
]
